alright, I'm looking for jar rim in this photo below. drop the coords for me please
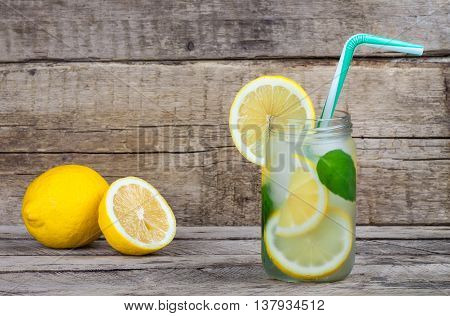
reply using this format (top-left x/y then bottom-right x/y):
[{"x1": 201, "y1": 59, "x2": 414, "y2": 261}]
[{"x1": 268, "y1": 110, "x2": 352, "y2": 136}]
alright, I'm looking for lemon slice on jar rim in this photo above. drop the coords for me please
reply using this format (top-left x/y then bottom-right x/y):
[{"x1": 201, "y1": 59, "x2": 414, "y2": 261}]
[{"x1": 229, "y1": 76, "x2": 315, "y2": 166}]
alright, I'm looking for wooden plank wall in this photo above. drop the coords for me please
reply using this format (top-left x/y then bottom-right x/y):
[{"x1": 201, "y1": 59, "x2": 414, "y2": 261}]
[{"x1": 0, "y1": 0, "x2": 448, "y2": 226}]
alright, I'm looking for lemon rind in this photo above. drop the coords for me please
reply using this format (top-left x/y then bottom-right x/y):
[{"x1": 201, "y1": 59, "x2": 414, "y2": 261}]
[
  {"x1": 102, "y1": 177, "x2": 176, "y2": 251},
  {"x1": 265, "y1": 209, "x2": 353, "y2": 280},
  {"x1": 275, "y1": 154, "x2": 328, "y2": 237},
  {"x1": 229, "y1": 75, "x2": 315, "y2": 166}
]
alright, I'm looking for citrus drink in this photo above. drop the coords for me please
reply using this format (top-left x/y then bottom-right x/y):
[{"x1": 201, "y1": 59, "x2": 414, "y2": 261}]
[
  {"x1": 227, "y1": 76, "x2": 357, "y2": 282},
  {"x1": 262, "y1": 111, "x2": 356, "y2": 282}
]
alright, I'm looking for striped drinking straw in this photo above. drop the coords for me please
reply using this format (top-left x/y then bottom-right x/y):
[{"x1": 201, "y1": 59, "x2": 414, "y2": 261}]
[{"x1": 318, "y1": 34, "x2": 424, "y2": 127}]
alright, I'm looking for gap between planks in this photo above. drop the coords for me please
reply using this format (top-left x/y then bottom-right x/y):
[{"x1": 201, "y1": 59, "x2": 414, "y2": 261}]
[{"x1": 1, "y1": 225, "x2": 450, "y2": 240}]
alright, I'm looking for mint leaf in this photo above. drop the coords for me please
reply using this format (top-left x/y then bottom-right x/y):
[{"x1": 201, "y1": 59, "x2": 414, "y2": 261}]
[
  {"x1": 261, "y1": 183, "x2": 275, "y2": 220},
  {"x1": 317, "y1": 149, "x2": 356, "y2": 202}
]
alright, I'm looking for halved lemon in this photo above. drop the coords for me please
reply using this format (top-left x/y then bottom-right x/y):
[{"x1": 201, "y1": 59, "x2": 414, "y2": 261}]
[
  {"x1": 98, "y1": 177, "x2": 176, "y2": 255},
  {"x1": 265, "y1": 206, "x2": 353, "y2": 279},
  {"x1": 275, "y1": 154, "x2": 327, "y2": 237},
  {"x1": 229, "y1": 76, "x2": 315, "y2": 166}
]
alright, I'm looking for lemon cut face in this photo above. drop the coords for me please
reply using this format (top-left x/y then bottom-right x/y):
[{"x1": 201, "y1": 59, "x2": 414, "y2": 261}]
[
  {"x1": 265, "y1": 206, "x2": 353, "y2": 279},
  {"x1": 99, "y1": 177, "x2": 176, "y2": 255},
  {"x1": 229, "y1": 76, "x2": 315, "y2": 166},
  {"x1": 275, "y1": 155, "x2": 328, "y2": 237}
]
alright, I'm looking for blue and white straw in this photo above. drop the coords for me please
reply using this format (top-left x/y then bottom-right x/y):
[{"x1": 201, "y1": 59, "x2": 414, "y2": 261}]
[{"x1": 319, "y1": 34, "x2": 424, "y2": 126}]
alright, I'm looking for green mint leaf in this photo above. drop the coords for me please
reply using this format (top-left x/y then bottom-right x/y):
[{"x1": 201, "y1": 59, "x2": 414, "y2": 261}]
[
  {"x1": 261, "y1": 183, "x2": 275, "y2": 220},
  {"x1": 317, "y1": 149, "x2": 356, "y2": 202}
]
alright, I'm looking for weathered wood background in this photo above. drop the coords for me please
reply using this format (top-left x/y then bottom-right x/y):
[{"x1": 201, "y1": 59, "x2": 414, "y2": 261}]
[{"x1": 0, "y1": 0, "x2": 449, "y2": 227}]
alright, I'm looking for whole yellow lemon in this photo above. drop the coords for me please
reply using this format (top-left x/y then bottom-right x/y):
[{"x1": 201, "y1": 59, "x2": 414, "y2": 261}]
[{"x1": 22, "y1": 165, "x2": 108, "y2": 248}]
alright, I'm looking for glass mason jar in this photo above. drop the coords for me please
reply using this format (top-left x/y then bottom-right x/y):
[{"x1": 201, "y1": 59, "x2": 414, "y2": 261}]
[{"x1": 261, "y1": 110, "x2": 357, "y2": 282}]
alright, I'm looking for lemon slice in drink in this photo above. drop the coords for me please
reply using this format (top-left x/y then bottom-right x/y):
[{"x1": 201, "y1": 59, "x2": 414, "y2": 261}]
[
  {"x1": 265, "y1": 206, "x2": 353, "y2": 279},
  {"x1": 98, "y1": 177, "x2": 176, "y2": 255},
  {"x1": 229, "y1": 76, "x2": 315, "y2": 166},
  {"x1": 275, "y1": 154, "x2": 327, "y2": 237}
]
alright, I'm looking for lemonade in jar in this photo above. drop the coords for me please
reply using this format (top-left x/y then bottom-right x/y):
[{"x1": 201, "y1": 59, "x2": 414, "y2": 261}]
[
  {"x1": 261, "y1": 111, "x2": 356, "y2": 282},
  {"x1": 229, "y1": 76, "x2": 356, "y2": 282}
]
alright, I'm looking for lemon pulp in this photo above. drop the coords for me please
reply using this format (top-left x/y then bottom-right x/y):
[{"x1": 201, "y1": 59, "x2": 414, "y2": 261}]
[
  {"x1": 99, "y1": 177, "x2": 176, "y2": 255},
  {"x1": 265, "y1": 206, "x2": 353, "y2": 279},
  {"x1": 229, "y1": 76, "x2": 315, "y2": 166},
  {"x1": 275, "y1": 154, "x2": 328, "y2": 237}
]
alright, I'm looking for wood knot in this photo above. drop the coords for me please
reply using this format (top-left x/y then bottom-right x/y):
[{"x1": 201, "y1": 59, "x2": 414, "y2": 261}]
[{"x1": 186, "y1": 41, "x2": 195, "y2": 51}]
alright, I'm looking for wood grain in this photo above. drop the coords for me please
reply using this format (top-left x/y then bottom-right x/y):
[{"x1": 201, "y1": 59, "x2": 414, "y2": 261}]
[
  {"x1": 1, "y1": 239, "x2": 449, "y2": 257},
  {"x1": 0, "y1": 60, "x2": 448, "y2": 139},
  {"x1": 3, "y1": 225, "x2": 450, "y2": 240},
  {"x1": 0, "y1": 137, "x2": 448, "y2": 226},
  {"x1": 0, "y1": 0, "x2": 448, "y2": 297},
  {"x1": 0, "y1": 0, "x2": 447, "y2": 62},
  {"x1": 0, "y1": 226, "x2": 448, "y2": 295},
  {"x1": 0, "y1": 56, "x2": 448, "y2": 227},
  {"x1": 1, "y1": 264, "x2": 448, "y2": 295}
]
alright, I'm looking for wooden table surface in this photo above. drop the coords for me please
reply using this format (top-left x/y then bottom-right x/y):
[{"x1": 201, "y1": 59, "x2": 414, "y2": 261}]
[{"x1": 1, "y1": 225, "x2": 449, "y2": 295}]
